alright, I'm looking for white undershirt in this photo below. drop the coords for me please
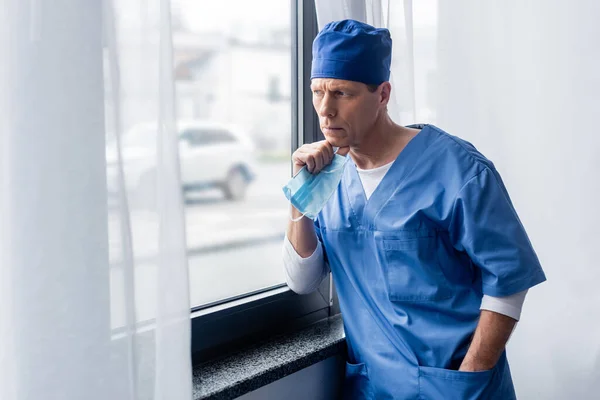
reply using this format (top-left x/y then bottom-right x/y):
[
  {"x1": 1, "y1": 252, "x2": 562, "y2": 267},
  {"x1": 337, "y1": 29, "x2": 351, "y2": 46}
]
[
  {"x1": 283, "y1": 162, "x2": 528, "y2": 321},
  {"x1": 356, "y1": 161, "x2": 395, "y2": 200}
]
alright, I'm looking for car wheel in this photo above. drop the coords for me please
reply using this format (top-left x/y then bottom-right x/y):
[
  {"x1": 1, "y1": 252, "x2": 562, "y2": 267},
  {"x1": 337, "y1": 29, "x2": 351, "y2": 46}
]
[{"x1": 223, "y1": 167, "x2": 248, "y2": 201}]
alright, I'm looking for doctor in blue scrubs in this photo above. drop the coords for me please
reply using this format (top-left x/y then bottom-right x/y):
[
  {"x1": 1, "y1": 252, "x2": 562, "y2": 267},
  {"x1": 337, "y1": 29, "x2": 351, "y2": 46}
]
[{"x1": 283, "y1": 19, "x2": 546, "y2": 399}]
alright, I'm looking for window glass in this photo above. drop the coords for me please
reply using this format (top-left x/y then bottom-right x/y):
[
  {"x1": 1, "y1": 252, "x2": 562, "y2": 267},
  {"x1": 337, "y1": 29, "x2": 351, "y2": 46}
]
[
  {"x1": 175, "y1": 0, "x2": 292, "y2": 308},
  {"x1": 106, "y1": 0, "x2": 294, "y2": 329}
]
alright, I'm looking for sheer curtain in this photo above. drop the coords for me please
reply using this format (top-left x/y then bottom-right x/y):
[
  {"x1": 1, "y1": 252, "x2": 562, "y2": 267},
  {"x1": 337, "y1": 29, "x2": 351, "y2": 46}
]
[
  {"x1": 437, "y1": 2, "x2": 600, "y2": 399},
  {"x1": 1, "y1": 0, "x2": 192, "y2": 399},
  {"x1": 314, "y1": 0, "x2": 599, "y2": 398}
]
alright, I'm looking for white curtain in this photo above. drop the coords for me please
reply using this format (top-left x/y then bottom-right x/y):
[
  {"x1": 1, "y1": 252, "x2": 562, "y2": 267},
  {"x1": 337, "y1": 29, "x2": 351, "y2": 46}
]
[
  {"x1": 1, "y1": 0, "x2": 192, "y2": 399},
  {"x1": 437, "y1": 2, "x2": 600, "y2": 399},
  {"x1": 314, "y1": 0, "x2": 600, "y2": 398}
]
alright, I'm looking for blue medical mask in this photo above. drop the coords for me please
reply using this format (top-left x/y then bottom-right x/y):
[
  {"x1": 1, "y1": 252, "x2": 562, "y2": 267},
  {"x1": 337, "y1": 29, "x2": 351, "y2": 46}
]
[{"x1": 282, "y1": 154, "x2": 349, "y2": 221}]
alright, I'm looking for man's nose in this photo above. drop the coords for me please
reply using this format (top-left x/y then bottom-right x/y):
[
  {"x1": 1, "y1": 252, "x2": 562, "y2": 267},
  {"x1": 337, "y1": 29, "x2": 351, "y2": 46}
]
[{"x1": 318, "y1": 94, "x2": 336, "y2": 118}]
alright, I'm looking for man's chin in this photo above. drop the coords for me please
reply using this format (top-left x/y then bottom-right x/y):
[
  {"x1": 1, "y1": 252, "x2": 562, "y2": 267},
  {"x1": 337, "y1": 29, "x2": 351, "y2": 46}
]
[{"x1": 323, "y1": 136, "x2": 349, "y2": 148}]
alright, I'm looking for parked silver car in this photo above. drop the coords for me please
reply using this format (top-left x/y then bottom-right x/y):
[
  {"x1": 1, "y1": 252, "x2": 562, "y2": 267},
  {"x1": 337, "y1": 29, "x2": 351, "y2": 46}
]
[{"x1": 106, "y1": 120, "x2": 257, "y2": 204}]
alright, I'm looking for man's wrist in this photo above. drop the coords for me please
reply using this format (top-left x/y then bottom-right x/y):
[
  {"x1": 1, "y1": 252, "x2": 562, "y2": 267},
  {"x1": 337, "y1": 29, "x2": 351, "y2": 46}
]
[
  {"x1": 458, "y1": 357, "x2": 496, "y2": 372},
  {"x1": 290, "y1": 204, "x2": 305, "y2": 220},
  {"x1": 458, "y1": 310, "x2": 516, "y2": 372}
]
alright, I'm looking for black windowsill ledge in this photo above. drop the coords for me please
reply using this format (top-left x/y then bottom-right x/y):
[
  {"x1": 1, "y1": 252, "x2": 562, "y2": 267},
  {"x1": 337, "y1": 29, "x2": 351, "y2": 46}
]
[{"x1": 192, "y1": 314, "x2": 346, "y2": 400}]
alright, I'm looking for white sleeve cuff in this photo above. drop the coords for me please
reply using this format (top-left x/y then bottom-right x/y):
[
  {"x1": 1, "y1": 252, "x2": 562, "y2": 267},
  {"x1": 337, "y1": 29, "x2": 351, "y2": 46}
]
[
  {"x1": 282, "y1": 235, "x2": 328, "y2": 295},
  {"x1": 480, "y1": 289, "x2": 528, "y2": 321}
]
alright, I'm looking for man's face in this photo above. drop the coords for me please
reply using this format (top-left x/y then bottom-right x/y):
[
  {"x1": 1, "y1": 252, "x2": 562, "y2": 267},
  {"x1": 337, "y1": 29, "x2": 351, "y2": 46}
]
[{"x1": 310, "y1": 78, "x2": 384, "y2": 148}]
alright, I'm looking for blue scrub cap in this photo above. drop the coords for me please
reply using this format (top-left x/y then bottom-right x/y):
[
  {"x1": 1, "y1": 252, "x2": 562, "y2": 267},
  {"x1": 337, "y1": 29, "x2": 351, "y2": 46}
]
[{"x1": 311, "y1": 19, "x2": 392, "y2": 85}]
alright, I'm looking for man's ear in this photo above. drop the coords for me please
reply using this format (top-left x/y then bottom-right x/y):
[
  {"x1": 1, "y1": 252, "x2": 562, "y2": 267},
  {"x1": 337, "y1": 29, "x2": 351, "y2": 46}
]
[{"x1": 379, "y1": 82, "x2": 392, "y2": 107}]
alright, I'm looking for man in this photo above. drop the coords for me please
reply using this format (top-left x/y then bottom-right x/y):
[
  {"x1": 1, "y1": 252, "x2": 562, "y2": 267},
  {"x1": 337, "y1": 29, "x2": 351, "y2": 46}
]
[{"x1": 282, "y1": 19, "x2": 546, "y2": 399}]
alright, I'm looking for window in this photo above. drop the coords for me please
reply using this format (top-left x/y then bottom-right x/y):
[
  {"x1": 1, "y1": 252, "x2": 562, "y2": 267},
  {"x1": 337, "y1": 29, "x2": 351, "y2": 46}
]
[
  {"x1": 104, "y1": 0, "x2": 330, "y2": 362},
  {"x1": 182, "y1": 0, "x2": 331, "y2": 361},
  {"x1": 174, "y1": 0, "x2": 293, "y2": 309}
]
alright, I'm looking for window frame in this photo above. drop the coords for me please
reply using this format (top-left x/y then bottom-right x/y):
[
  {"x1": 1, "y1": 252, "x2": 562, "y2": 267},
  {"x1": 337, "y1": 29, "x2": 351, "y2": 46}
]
[{"x1": 190, "y1": 0, "x2": 333, "y2": 365}]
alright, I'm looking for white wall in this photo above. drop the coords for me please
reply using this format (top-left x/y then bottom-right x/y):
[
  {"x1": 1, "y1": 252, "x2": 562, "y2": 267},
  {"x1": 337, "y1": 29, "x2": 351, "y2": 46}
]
[{"x1": 436, "y1": 2, "x2": 600, "y2": 398}]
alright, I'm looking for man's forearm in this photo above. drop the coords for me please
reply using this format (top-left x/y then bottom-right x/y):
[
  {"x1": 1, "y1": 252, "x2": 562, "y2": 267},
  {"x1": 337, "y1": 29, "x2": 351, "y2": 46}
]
[
  {"x1": 459, "y1": 310, "x2": 517, "y2": 372},
  {"x1": 286, "y1": 205, "x2": 318, "y2": 258}
]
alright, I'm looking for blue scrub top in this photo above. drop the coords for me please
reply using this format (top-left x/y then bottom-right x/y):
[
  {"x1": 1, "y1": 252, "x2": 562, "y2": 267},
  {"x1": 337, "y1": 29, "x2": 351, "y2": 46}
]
[{"x1": 315, "y1": 124, "x2": 546, "y2": 399}]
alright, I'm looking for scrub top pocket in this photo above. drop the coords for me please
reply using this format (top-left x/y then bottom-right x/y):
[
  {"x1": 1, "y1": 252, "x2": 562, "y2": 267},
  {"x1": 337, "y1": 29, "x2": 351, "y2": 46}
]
[
  {"x1": 382, "y1": 231, "x2": 452, "y2": 302},
  {"x1": 342, "y1": 361, "x2": 375, "y2": 400}
]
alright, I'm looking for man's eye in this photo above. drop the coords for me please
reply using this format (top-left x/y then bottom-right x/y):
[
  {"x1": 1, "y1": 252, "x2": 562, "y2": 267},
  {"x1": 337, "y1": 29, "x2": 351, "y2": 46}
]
[
  {"x1": 313, "y1": 90, "x2": 323, "y2": 95},
  {"x1": 336, "y1": 91, "x2": 348, "y2": 96}
]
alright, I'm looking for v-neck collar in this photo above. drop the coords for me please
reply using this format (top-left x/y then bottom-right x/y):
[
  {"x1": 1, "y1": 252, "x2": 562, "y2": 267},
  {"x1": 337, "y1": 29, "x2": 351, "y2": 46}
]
[{"x1": 343, "y1": 124, "x2": 435, "y2": 229}]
